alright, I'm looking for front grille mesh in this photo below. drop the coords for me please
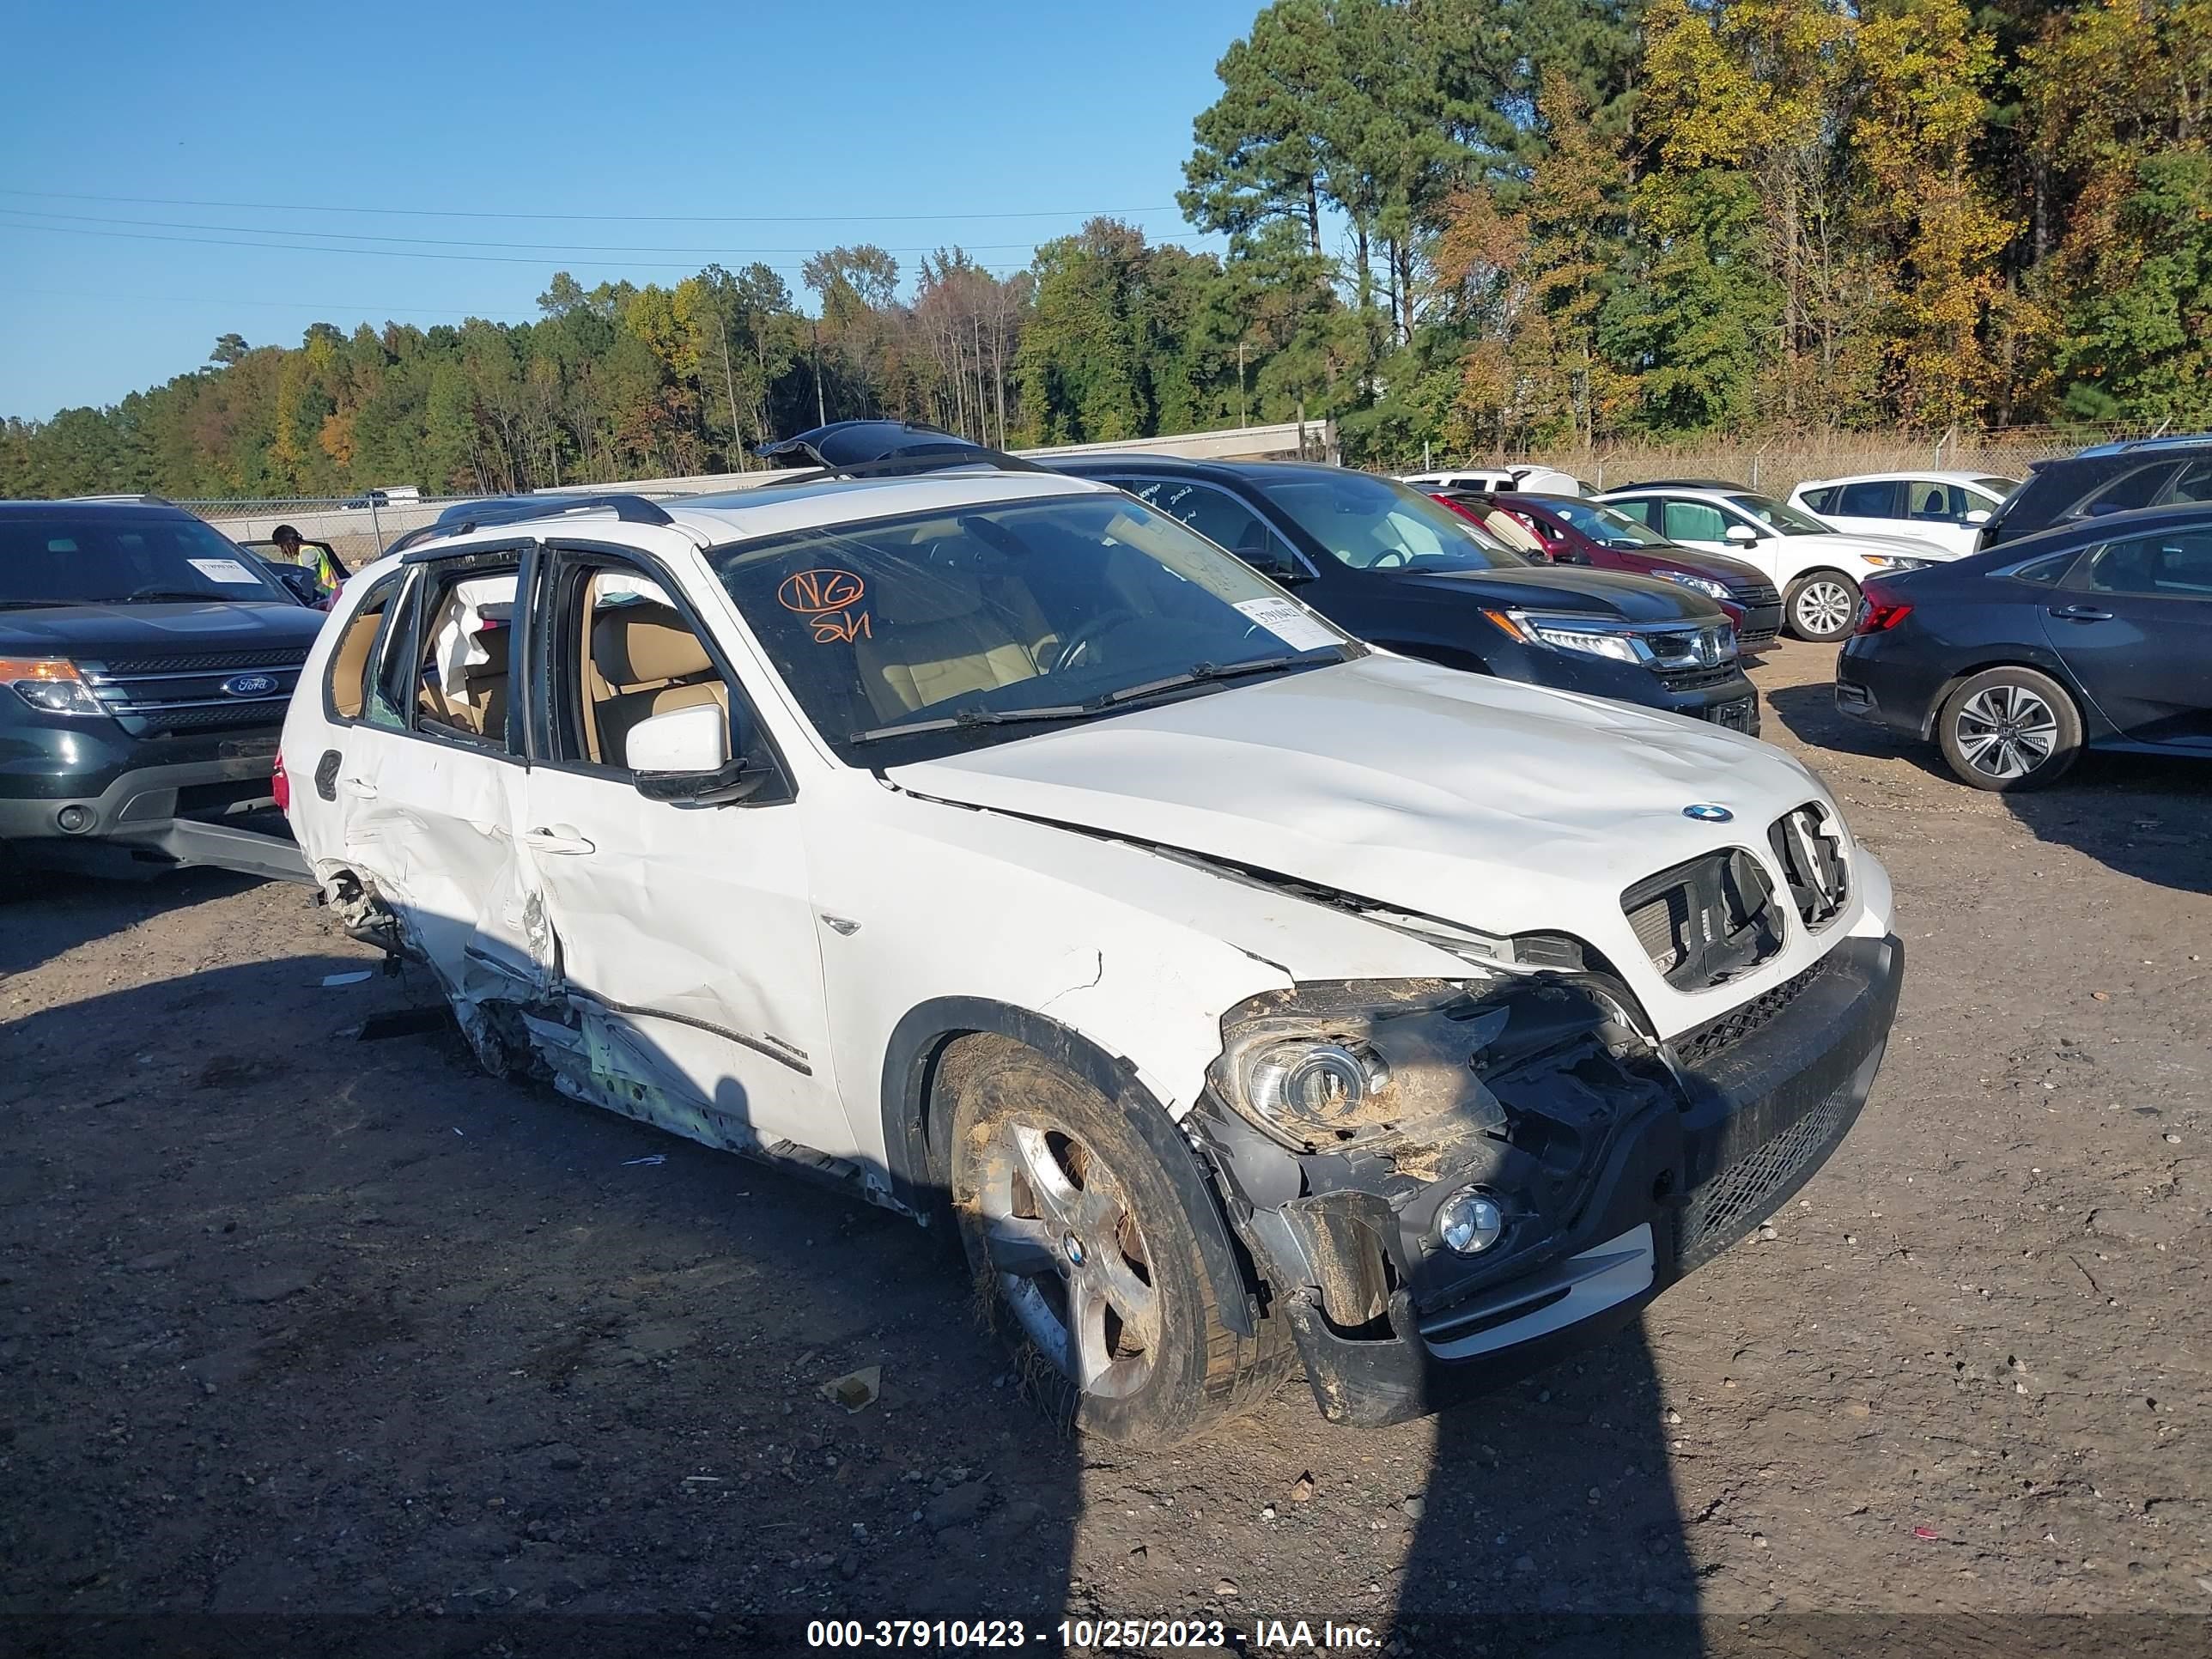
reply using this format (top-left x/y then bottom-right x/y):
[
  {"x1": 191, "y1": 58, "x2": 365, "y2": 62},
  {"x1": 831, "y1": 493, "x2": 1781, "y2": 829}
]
[
  {"x1": 1669, "y1": 954, "x2": 1833, "y2": 1069},
  {"x1": 87, "y1": 646, "x2": 310, "y2": 675},
  {"x1": 1675, "y1": 1081, "x2": 1855, "y2": 1271},
  {"x1": 81, "y1": 646, "x2": 307, "y2": 735},
  {"x1": 1655, "y1": 663, "x2": 1741, "y2": 692},
  {"x1": 125, "y1": 703, "x2": 289, "y2": 732}
]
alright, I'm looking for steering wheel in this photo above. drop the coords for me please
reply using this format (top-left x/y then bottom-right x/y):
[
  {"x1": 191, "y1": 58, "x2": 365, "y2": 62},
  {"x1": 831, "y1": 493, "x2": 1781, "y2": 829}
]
[
  {"x1": 1368, "y1": 549, "x2": 1410, "y2": 569},
  {"x1": 1052, "y1": 609, "x2": 1141, "y2": 673}
]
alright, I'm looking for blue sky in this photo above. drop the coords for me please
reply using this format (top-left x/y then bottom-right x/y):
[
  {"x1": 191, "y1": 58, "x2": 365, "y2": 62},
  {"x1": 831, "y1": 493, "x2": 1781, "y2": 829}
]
[{"x1": 0, "y1": 0, "x2": 1259, "y2": 421}]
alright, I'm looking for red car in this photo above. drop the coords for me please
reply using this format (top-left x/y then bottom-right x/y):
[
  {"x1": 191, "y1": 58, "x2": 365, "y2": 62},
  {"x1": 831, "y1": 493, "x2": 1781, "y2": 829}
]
[{"x1": 1431, "y1": 491, "x2": 1785, "y2": 653}]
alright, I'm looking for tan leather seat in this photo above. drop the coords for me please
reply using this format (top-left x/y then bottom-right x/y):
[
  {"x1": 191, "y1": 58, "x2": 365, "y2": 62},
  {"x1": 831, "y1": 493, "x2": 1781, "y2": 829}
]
[
  {"x1": 852, "y1": 565, "x2": 1046, "y2": 720},
  {"x1": 330, "y1": 602, "x2": 383, "y2": 720},
  {"x1": 465, "y1": 624, "x2": 513, "y2": 748},
  {"x1": 591, "y1": 603, "x2": 729, "y2": 767}
]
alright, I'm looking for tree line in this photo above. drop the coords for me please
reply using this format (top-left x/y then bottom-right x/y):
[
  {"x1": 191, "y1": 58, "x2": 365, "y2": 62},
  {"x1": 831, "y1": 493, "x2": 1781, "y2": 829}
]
[{"x1": 4, "y1": 0, "x2": 2208, "y2": 501}]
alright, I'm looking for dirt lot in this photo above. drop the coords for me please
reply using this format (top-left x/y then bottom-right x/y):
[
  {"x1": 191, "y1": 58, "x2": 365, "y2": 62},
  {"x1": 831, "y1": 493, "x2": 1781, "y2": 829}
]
[{"x1": 2, "y1": 641, "x2": 2207, "y2": 1657}]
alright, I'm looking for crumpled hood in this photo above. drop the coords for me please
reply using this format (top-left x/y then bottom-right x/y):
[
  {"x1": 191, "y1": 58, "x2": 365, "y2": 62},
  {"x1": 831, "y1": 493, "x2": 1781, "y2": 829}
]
[{"x1": 885, "y1": 655, "x2": 1829, "y2": 949}]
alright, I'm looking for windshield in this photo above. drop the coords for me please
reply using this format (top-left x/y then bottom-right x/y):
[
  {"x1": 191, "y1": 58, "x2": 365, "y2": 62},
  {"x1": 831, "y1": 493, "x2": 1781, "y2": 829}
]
[
  {"x1": 1541, "y1": 497, "x2": 1674, "y2": 550},
  {"x1": 1255, "y1": 471, "x2": 1528, "y2": 572},
  {"x1": 708, "y1": 493, "x2": 1355, "y2": 764},
  {"x1": 1973, "y1": 477, "x2": 2019, "y2": 500},
  {"x1": 1725, "y1": 494, "x2": 1834, "y2": 537},
  {"x1": 0, "y1": 513, "x2": 291, "y2": 606}
]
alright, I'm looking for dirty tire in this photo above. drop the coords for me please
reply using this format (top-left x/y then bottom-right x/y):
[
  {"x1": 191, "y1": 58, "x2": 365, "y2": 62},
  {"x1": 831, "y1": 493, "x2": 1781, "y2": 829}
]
[
  {"x1": 1784, "y1": 569, "x2": 1861, "y2": 641},
  {"x1": 941, "y1": 1035, "x2": 1291, "y2": 1449},
  {"x1": 1936, "y1": 665, "x2": 2082, "y2": 791}
]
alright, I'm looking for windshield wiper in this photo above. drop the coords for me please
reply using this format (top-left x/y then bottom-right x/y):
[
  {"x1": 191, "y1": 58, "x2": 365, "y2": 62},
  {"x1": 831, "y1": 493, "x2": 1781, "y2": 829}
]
[
  {"x1": 1105, "y1": 649, "x2": 1341, "y2": 706},
  {"x1": 847, "y1": 649, "x2": 1343, "y2": 744},
  {"x1": 0, "y1": 599, "x2": 81, "y2": 610},
  {"x1": 122, "y1": 587, "x2": 223, "y2": 604},
  {"x1": 849, "y1": 702, "x2": 1098, "y2": 744}
]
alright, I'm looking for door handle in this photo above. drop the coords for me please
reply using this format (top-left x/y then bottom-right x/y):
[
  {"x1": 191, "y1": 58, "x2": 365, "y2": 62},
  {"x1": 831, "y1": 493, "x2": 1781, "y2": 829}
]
[
  {"x1": 341, "y1": 775, "x2": 379, "y2": 799},
  {"x1": 524, "y1": 826, "x2": 596, "y2": 856},
  {"x1": 2050, "y1": 605, "x2": 2113, "y2": 622}
]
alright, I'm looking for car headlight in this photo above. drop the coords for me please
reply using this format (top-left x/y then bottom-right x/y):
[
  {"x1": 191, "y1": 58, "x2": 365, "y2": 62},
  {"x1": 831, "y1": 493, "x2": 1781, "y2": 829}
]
[
  {"x1": 1208, "y1": 975, "x2": 1657, "y2": 1154},
  {"x1": 2, "y1": 658, "x2": 107, "y2": 717},
  {"x1": 1653, "y1": 569, "x2": 1732, "y2": 601},
  {"x1": 1859, "y1": 554, "x2": 1929, "y2": 571},
  {"x1": 1480, "y1": 609, "x2": 1646, "y2": 665}
]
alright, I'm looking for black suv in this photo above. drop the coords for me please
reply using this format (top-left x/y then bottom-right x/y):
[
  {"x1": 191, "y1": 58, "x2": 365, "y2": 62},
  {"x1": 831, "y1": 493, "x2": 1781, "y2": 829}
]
[
  {"x1": 1049, "y1": 457, "x2": 1760, "y2": 732},
  {"x1": 1978, "y1": 435, "x2": 2212, "y2": 550},
  {"x1": 1, "y1": 498, "x2": 319, "y2": 882}
]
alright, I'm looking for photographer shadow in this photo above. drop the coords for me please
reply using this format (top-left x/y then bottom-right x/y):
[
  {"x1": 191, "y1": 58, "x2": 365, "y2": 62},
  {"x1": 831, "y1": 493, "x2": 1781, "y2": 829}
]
[{"x1": 1395, "y1": 1322, "x2": 1704, "y2": 1657}]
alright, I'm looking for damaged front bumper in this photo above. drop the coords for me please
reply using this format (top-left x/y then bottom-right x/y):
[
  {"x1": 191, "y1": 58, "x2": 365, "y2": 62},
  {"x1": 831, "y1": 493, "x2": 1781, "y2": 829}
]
[{"x1": 1200, "y1": 934, "x2": 1904, "y2": 1427}]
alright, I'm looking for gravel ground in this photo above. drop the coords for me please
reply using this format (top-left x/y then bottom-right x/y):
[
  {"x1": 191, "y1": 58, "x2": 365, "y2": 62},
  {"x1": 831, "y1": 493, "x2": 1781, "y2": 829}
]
[{"x1": 1, "y1": 640, "x2": 2206, "y2": 1657}]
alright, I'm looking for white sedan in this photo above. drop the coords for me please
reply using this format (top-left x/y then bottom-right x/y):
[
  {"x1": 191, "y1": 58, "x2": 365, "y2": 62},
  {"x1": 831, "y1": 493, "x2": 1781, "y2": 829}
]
[
  {"x1": 1595, "y1": 483, "x2": 1948, "y2": 642},
  {"x1": 1790, "y1": 471, "x2": 2019, "y2": 557}
]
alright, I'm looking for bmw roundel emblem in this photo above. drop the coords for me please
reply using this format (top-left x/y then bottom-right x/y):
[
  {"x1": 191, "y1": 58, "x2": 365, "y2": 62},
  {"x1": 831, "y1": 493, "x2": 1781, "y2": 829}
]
[
  {"x1": 1682, "y1": 804, "x2": 1734, "y2": 823},
  {"x1": 222, "y1": 673, "x2": 281, "y2": 698}
]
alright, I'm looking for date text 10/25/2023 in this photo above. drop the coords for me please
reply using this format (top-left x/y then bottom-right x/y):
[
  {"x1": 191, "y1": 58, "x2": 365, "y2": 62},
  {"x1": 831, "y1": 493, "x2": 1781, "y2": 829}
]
[{"x1": 804, "y1": 1618, "x2": 1382, "y2": 1650}]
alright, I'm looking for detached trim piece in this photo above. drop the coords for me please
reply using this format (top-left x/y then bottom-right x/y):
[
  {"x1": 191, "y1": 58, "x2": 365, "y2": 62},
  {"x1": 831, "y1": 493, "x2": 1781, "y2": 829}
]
[{"x1": 568, "y1": 988, "x2": 812, "y2": 1076}]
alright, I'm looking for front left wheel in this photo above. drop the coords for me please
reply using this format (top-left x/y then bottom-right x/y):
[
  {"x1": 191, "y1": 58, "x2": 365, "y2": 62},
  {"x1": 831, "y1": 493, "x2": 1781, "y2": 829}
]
[
  {"x1": 939, "y1": 1035, "x2": 1290, "y2": 1447},
  {"x1": 1784, "y1": 570, "x2": 1861, "y2": 641}
]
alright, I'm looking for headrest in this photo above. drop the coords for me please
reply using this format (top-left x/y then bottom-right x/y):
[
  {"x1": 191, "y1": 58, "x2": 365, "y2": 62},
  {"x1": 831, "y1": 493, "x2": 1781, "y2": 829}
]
[
  {"x1": 1482, "y1": 510, "x2": 1546, "y2": 552},
  {"x1": 873, "y1": 564, "x2": 988, "y2": 627},
  {"x1": 592, "y1": 602, "x2": 712, "y2": 685}
]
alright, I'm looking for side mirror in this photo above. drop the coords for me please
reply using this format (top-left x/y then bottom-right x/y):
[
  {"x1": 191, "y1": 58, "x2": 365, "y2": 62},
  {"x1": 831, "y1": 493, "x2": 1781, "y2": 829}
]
[
  {"x1": 1964, "y1": 508, "x2": 1991, "y2": 526},
  {"x1": 1236, "y1": 543, "x2": 1312, "y2": 585},
  {"x1": 1723, "y1": 524, "x2": 1760, "y2": 545},
  {"x1": 629, "y1": 702, "x2": 763, "y2": 805},
  {"x1": 270, "y1": 565, "x2": 324, "y2": 606}
]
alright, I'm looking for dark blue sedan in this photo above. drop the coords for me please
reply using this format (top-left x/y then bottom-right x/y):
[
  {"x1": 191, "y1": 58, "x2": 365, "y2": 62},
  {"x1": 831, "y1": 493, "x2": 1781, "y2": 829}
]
[{"x1": 1836, "y1": 504, "x2": 2212, "y2": 788}]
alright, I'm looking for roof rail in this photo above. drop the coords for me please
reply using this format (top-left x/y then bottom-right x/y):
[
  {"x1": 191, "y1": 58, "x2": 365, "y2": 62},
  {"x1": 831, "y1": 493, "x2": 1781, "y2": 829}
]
[
  {"x1": 386, "y1": 492, "x2": 679, "y2": 559},
  {"x1": 2076, "y1": 433, "x2": 2212, "y2": 459},
  {"x1": 61, "y1": 493, "x2": 174, "y2": 505}
]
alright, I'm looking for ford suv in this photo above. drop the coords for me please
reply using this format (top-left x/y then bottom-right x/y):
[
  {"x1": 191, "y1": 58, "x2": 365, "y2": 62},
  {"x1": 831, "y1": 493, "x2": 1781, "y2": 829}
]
[
  {"x1": 2, "y1": 497, "x2": 319, "y2": 884},
  {"x1": 282, "y1": 455, "x2": 1903, "y2": 1445}
]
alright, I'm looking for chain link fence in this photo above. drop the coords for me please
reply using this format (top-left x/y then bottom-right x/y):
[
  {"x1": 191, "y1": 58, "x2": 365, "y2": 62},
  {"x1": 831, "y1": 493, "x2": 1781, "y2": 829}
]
[{"x1": 178, "y1": 495, "x2": 466, "y2": 571}]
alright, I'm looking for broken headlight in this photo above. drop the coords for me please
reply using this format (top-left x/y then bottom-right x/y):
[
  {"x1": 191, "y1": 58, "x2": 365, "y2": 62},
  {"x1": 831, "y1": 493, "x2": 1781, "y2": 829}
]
[{"x1": 1209, "y1": 975, "x2": 1657, "y2": 1154}]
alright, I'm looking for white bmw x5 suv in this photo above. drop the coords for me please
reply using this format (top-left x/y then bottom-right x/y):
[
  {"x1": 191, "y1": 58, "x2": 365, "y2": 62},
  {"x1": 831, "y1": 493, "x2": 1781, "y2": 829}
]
[{"x1": 282, "y1": 446, "x2": 1902, "y2": 1446}]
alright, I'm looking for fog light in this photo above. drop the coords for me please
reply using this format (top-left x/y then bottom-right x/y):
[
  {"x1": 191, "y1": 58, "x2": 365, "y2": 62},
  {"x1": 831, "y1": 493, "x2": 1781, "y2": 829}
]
[
  {"x1": 1437, "y1": 1188, "x2": 1504, "y2": 1255},
  {"x1": 56, "y1": 805, "x2": 94, "y2": 834}
]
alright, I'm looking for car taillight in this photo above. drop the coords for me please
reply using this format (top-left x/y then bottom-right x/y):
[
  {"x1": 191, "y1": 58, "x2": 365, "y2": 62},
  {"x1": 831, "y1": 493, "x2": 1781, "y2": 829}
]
[
  {"x1": 272, "y1": 750, "x2": 291, "y2": 814},
  {"x1": 1854, "y1": 581, "x2": 1912, "y2": 635}
]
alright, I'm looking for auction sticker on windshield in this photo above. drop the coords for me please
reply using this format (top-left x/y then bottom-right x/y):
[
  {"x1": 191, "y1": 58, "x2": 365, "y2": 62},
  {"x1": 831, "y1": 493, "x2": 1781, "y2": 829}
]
[
  {"x1": 1234, "y1": 597, "x2": 1339, "y2": 652},
  {"x1": 186, "y1": 557, "x2": 260, "y2": 585}
]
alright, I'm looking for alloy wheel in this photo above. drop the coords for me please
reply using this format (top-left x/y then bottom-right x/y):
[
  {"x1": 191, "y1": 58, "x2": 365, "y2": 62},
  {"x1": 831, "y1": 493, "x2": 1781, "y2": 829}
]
[
  {"x1": 1953, "y1": 684, "x2": 2058, "y2": 780},
  {"x1": 975, "y1": 1119, "x2": 1161, "y2": 1399},
  {"x1": 1794, "y1": 580, "x2": 1855, "y2": 637}
]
